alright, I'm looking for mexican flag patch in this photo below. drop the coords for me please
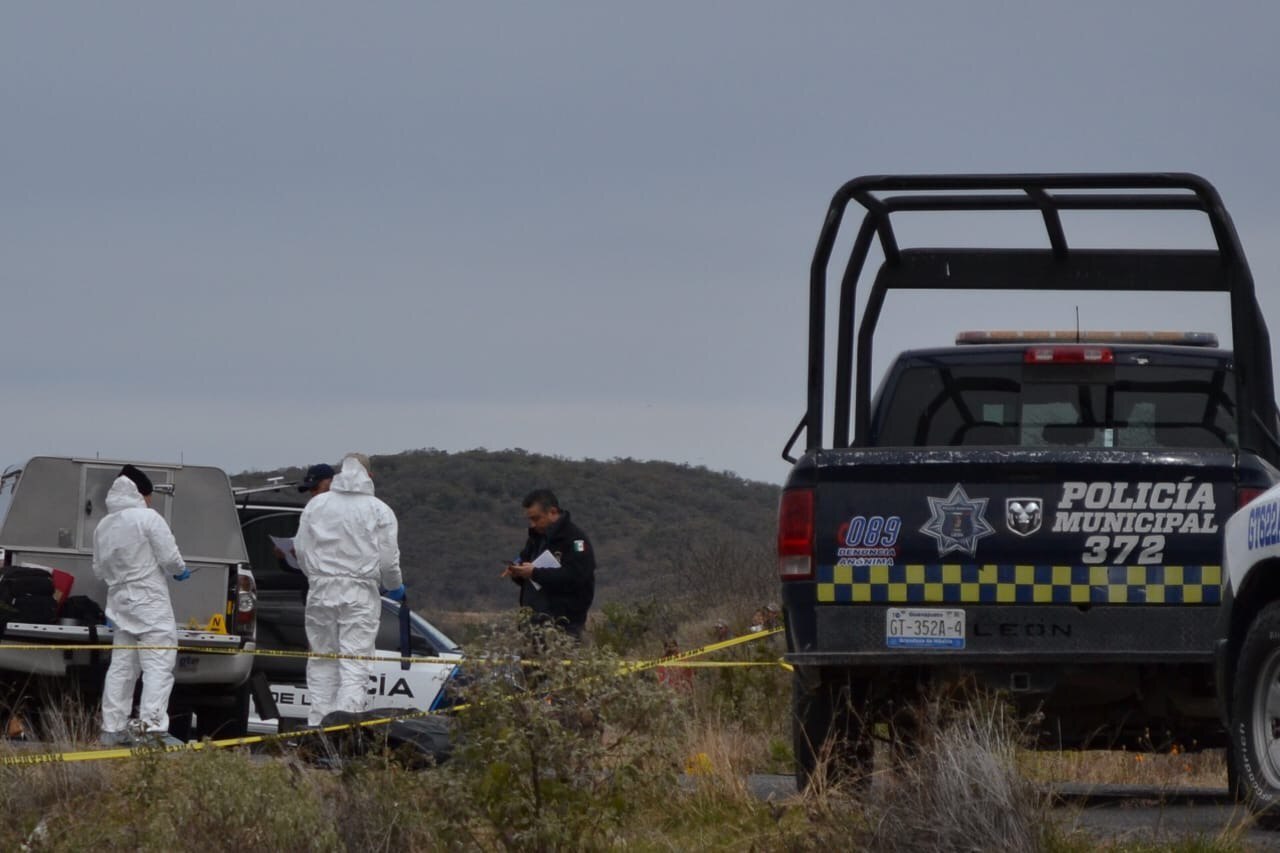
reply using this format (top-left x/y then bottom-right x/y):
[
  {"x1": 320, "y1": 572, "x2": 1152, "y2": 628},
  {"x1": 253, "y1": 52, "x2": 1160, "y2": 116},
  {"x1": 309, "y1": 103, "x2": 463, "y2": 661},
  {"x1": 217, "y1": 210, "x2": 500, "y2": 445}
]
[{"x1": 573, "y1": 540, "x2": 586, "y2": 552}]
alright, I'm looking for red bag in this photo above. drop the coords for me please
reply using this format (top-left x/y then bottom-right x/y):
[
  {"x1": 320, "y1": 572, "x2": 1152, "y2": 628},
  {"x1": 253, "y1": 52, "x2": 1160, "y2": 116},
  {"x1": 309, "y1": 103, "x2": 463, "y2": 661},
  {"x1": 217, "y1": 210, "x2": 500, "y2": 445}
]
[{"x1": 50, "y1": 569, "x2": 74, "y2": 616}]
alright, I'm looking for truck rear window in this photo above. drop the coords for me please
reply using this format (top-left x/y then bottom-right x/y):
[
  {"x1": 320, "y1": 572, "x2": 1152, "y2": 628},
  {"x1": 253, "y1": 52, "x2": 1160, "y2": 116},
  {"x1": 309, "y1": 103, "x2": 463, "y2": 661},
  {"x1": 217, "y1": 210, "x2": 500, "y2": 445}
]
[{"x1": 872, "y1": 362, "x2": 1237, "y2": 450}]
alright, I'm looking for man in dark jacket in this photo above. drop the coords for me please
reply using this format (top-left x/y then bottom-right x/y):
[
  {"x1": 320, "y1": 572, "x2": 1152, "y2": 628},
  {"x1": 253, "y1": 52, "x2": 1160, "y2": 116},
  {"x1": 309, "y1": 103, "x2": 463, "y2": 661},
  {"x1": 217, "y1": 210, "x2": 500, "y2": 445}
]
[{"x1": 502, "y1": 488, "x2": 596, "y2": 638}]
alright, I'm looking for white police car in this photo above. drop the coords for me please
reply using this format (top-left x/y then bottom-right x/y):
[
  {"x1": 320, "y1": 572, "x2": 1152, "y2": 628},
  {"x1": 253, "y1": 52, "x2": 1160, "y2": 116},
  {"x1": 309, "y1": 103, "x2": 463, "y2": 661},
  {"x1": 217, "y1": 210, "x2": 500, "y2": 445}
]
[
  {"x1": 232, "y1": 480, "x2": 462, "y2": 735},
  {"x1": 247, "y1": 589, "x2": 462, "y2": 734}
]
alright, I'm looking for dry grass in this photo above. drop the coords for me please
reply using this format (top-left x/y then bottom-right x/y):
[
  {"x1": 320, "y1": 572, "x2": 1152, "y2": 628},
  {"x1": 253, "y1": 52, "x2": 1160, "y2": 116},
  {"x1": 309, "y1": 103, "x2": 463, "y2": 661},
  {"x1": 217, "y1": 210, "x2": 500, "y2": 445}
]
[
  {"x1": 857, "y1": 693, "x2": 1051, "y2": 853},
  {"x1": 666, "y1": 687, "x2": 1056, "y2": 851},
  {"x1": 1021, "y1": 746, "x2": 1228, "y2": 789},
  {"x1": 0, "y1": 617, "x2": 1247, "y2": 851},
  {"x1": 679, "y1": 712, "x2": 770, "y2": 791},
  {"x1": 0, "y1": 694, "x2": 1246, "y2": 852}
]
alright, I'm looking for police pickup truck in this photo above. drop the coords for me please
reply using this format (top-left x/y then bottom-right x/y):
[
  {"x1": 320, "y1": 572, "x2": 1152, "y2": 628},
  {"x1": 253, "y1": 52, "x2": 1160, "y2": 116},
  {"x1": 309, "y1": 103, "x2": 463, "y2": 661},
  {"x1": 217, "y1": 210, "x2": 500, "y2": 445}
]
[
  {"x1": 234, "y1": 481, "x2": 461, "y2": 734},
  {"x1": 0, "y1": 456, "x2": 258, "y2": 739},
  {"x1": 778, "y1": 174, "x2": 1280, "y2": 788}
]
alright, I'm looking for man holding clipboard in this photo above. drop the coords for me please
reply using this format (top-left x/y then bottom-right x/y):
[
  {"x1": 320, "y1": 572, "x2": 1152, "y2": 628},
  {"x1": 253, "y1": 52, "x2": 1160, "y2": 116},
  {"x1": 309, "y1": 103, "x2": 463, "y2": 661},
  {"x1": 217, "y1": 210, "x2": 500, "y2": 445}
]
[{"x1": 501, "y1": 488, "x2": 596, "y2": 639}]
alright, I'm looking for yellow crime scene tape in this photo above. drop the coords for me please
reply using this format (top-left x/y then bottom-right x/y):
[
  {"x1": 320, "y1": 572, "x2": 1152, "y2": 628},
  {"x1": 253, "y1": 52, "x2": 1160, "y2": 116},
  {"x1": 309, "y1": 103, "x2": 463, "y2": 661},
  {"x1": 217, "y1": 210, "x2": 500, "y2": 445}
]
[
  {"x1": 624, "y1": 626, "x2": 787, "y2": 673},
  {"x1": 0, "y1": 707, "x2": 444, "y2": 766},
  {"x1": 0, "y1": 625, "x2": 787, "y2": 669},
  {"x1": 0, "y1": 626, "x2": 788, "y2": 766},
  {"x1": 0, "y1": 642, "x2": 462, "y2": 666}
]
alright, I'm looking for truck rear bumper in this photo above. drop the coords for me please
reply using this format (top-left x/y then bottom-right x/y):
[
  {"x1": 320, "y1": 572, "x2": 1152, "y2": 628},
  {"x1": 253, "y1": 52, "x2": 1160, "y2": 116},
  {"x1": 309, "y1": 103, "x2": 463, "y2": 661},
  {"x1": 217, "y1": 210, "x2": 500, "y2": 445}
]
[
  {"x1": 786, "y1": 604, "x2": 1217, "y2": 666},
  {"x1": 787, "y1": 649, "x2": 1214, "y2": 666},
  {"x1": 0, "y1": 622, "x2": 254, "y2": 685}
]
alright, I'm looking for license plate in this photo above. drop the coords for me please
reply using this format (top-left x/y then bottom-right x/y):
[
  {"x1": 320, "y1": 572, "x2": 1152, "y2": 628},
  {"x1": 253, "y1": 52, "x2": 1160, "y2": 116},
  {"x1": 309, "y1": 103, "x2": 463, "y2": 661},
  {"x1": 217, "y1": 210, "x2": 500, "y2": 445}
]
[{"x1": 886, "y1": 608, "x2": 965, "y2": 649}]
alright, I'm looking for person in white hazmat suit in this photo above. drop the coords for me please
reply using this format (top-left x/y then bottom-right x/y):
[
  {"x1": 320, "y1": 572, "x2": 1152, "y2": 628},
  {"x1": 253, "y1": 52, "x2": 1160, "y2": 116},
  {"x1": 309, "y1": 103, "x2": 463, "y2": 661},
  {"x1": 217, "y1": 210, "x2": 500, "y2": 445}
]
[
  {"x1": 293, "y1": 453, "x2": 405, "y2": 726},
  {"x1": 91, "y1": 465, "x2": 191, "y2": 745}
]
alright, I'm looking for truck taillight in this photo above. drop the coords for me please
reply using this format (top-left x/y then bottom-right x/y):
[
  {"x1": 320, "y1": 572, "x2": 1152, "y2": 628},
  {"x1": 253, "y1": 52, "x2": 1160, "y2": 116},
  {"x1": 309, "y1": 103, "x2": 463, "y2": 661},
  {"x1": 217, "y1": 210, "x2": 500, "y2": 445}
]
[
  {"x1": 235, "y1": 571, "x2": 256, "y2": 635},
  {"x1": 1024, "y1": 345, "x2": 1114, "y2": 364},
  {"x1": 778, "y1": 488, "x2": 814, "y2": 580},
  {"x1": 1239, "y1": 487, "x2": 1267, "y2": 509}
]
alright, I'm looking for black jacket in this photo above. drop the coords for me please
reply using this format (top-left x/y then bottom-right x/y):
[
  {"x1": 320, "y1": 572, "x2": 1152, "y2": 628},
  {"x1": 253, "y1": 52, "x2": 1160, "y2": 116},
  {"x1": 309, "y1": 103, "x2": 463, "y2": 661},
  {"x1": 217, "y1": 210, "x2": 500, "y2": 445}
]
[{"x1": 516, "y1": 510, "x2": 596, "y2": 633}]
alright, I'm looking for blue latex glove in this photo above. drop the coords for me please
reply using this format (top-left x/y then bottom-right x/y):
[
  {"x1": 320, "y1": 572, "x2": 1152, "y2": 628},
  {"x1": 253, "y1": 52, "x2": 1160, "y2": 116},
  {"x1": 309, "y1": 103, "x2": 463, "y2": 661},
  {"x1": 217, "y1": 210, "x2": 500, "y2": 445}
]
[
  {"x1": 173, "y1": 566, "x2": 192, "y2": 581},
  {"x1": 383, "y1": 584, "x2": 406, "y2": 602}
]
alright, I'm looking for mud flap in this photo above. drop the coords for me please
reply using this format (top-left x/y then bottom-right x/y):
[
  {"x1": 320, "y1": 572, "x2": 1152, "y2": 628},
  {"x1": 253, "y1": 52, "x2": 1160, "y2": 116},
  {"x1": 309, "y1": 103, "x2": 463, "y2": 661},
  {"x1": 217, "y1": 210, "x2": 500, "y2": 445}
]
[{"x1": 249, "y1": 671, "x2": 279, "y2": 721}]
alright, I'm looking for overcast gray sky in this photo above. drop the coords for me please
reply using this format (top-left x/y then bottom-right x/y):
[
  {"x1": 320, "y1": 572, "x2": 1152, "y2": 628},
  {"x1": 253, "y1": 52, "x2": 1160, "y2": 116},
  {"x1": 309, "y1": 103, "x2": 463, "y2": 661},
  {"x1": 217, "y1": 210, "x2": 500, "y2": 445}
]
[{"x1": 4, "y1": 3, "x2": 1278, "y2": 484}]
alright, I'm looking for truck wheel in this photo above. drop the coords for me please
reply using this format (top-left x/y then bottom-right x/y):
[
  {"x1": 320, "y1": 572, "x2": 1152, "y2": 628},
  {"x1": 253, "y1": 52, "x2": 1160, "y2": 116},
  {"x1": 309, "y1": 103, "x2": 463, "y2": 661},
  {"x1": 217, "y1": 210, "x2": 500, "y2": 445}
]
[
  {"x1": 1231, "y1": 602, "x2": 1280, "y2": 824},
  {"x1": 792, "y1": 668, "x2": 873, "y2": 792},
  {"x1": 194, "y1": 683, "x2": 251, "y2": 740}
]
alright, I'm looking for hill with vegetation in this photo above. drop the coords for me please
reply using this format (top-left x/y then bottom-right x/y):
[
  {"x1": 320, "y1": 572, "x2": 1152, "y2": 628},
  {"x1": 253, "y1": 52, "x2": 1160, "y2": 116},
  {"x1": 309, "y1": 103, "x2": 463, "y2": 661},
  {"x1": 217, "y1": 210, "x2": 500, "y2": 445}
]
[{"x1": 234, "y1": 449, "x2": 781, "y2": 621}]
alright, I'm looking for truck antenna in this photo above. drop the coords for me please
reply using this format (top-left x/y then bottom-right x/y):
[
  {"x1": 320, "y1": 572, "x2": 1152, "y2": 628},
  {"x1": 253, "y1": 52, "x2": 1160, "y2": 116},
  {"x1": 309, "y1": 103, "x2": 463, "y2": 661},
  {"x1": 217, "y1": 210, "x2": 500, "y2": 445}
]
[{"x1": 1075, "y1": 306, "x2": 1081, "y2": 342}]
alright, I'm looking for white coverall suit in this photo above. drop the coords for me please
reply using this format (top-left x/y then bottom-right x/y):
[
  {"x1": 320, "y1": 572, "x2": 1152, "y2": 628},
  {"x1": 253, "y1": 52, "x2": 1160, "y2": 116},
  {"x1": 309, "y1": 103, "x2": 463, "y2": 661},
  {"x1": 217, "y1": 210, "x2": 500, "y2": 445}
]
[
  {"x1": 91, "y1": 476, "x2": 185, "y2": 734},
  {"x1": 294, "y1": 457, "x2": 403, "y2": 726}
]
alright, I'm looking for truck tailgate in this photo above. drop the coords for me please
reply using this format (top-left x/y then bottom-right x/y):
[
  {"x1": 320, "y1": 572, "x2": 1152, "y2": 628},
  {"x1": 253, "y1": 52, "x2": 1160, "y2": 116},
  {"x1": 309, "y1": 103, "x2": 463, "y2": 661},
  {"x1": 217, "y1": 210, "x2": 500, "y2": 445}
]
[{"x1": 788, "y1": 446, "x2": 1234, "y2": 663}]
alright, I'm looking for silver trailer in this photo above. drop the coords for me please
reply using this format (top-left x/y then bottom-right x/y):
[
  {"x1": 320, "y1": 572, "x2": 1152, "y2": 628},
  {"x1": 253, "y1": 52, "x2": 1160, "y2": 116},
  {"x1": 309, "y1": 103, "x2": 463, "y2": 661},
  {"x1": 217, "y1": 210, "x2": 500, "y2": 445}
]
[{"x1": 0, "y1": 456, "x2": 258, "y2": 738}]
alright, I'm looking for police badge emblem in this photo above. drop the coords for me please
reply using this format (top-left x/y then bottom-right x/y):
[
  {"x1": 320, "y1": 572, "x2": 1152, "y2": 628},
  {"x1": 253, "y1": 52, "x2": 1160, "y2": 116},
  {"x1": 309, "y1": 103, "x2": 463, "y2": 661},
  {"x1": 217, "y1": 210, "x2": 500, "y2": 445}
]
[{"x1": 920, "y1": 484, "x2": 995, "y2": 557}]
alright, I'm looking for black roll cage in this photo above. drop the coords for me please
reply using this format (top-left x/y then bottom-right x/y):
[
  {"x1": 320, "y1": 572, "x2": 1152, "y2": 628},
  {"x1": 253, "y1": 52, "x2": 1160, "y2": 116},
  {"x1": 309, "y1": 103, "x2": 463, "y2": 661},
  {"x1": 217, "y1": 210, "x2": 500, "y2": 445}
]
[{"x1": 783, "y1": 172, "x2": 1279, "y2": 467}]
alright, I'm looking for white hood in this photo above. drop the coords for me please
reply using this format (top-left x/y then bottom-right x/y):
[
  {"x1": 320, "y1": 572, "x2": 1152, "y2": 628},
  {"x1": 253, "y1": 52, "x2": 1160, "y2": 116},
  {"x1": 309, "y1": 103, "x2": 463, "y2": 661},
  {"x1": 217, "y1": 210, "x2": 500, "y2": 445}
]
[
  {"x1": 330, "y1": 456, "x2": 375, "y2": 496},
  {"x1": 293, "y1": 455, "x2": 402, "y2": 590},
  {"x1": 91, "y1": 472, "x2": 184, "y2": 634},
  {"x1": 104, "y1": 475, "x2": 148, "y2": 513}
]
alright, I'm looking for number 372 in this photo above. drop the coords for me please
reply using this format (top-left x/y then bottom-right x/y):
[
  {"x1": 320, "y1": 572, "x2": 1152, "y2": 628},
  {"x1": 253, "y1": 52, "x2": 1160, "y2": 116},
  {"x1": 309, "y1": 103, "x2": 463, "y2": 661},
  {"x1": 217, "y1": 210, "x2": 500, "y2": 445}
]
[{"x1": 1081, "y1": 534, "x2": 1165, "y2": 565}]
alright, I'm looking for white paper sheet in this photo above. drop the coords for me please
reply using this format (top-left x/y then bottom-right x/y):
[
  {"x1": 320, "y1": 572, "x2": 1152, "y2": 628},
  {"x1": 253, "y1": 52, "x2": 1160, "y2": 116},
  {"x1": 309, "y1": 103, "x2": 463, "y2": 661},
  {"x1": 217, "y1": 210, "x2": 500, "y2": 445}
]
[
  {"x1": 269, "y1": 535, "x2": 299, "y2": 570},
  {"x1": 531, "y1": 549, "x2": 561, "y2": 569}
]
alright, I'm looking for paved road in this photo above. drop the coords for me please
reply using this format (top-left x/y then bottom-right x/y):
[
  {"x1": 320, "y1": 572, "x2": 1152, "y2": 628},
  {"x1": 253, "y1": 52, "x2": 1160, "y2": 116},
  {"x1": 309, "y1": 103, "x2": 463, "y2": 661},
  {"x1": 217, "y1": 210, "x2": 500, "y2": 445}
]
[
  {"x1": 1051, "y1": 784, "x2": 1276, "y2": 848},
  {"x1": 747, "y1": 775, "x2": 1280, "y2": 848}
]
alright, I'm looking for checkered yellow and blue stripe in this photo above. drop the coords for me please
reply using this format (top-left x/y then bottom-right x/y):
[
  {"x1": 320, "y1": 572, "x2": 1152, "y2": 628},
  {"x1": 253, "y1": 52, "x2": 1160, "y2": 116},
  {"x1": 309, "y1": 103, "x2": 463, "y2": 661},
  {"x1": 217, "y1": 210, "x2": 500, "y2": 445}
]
[{"x1": 816, "y1": 563, "x2": 1223, "y2": 605}]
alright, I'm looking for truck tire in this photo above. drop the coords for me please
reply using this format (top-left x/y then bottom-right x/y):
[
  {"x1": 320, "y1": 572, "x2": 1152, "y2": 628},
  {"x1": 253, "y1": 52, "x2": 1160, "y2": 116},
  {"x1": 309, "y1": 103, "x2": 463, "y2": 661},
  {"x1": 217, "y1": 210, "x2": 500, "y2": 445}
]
[
  {"x1": 194, "y1": 682, "x2": 251, "y2": 740},
  {"x1": 1230, "y1": 602, "x2": 1280, "y2": 824},
  {"x1": 792, "y1": 667, "x2": 873, "y2": 792}
]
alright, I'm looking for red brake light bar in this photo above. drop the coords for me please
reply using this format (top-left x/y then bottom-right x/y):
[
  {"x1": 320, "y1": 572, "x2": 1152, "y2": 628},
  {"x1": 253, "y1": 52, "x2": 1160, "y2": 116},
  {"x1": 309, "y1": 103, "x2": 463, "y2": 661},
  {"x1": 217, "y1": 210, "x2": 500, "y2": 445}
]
[{"x1": 1024, "y1": 346, "x2": 1114, "y2": 365}]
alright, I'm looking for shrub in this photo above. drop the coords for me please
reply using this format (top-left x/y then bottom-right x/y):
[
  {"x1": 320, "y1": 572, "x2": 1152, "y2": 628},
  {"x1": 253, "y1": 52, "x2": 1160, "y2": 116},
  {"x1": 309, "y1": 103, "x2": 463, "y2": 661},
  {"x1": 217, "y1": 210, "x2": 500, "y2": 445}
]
[
  {"x1": 430, "y1": 613, "x2": 684, "y2": 850},
  {"x1": 590, "y1": 598, "x2": 675, "y2": 656}
]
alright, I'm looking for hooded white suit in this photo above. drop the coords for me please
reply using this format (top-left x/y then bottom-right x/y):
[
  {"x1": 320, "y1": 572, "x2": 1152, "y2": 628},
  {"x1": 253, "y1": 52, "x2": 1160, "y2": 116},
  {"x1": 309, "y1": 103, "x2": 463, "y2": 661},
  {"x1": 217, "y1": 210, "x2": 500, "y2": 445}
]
[
  {"x1": 91, "y1": 475, "x2": 185, "y2": 734},
  {"x1": 294, "y1": 456, "x2": 403, "y2": 725}
]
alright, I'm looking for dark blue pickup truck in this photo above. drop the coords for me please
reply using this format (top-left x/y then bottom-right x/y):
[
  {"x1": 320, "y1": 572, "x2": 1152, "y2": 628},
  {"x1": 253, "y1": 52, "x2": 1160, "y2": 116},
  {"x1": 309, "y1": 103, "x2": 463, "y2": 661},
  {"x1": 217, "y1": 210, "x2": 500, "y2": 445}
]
[{"x1": 778, "y1": 174, "x2": 1280, "y2": 788}]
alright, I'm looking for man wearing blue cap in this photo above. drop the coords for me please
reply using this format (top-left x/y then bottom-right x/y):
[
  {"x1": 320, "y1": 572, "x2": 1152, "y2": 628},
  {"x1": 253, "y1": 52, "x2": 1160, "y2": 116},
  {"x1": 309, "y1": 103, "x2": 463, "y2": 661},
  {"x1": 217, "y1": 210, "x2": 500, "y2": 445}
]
[
  {"x1": 297, "y1": 463, "x2": 335, "y2": 497},
  {"x1": 272, "y1": 463, "x2": 339, "y2": 572}
]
